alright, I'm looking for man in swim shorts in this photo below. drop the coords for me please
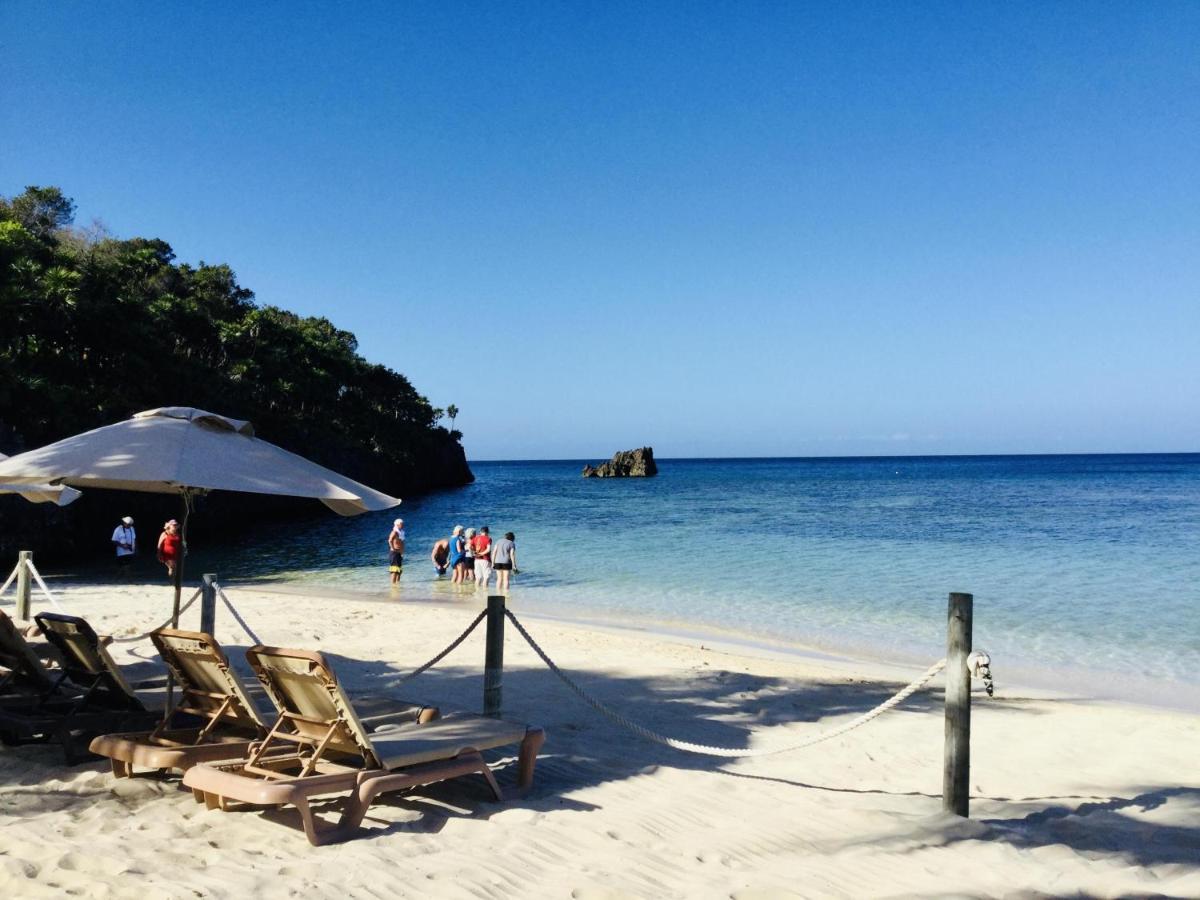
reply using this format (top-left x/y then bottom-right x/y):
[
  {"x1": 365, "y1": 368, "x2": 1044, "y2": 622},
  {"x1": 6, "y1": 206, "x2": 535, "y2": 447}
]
[{"x1": 388, "y1": 518, "x2": 405, "y2": 585}]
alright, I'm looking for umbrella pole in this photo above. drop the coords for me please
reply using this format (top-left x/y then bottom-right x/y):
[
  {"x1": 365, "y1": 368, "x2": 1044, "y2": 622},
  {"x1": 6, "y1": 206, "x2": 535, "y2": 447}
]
[
  {"x1": 171, "y1": 490, "x2": 194, "y2": 627},
  {"x1": 166, "y1": 490, "x2": 192, "y2": 710}
]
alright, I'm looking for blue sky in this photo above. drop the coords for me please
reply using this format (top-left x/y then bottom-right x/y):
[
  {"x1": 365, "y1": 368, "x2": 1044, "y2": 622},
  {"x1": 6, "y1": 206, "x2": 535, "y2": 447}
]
[{"x1": 3, "y1": 2, "x2": 1198, "y2": 459}]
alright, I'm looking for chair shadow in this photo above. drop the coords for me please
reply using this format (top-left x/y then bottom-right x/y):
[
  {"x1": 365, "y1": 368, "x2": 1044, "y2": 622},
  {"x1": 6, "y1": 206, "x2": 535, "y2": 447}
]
[{"x1": 9, "y1": 632, "x2": 1172, "y2": 864}]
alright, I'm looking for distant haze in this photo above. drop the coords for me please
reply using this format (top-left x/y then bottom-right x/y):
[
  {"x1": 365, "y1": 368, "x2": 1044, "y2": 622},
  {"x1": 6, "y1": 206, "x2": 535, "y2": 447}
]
[{"x1": 3, "y1": 3, "x2": 1197, "y2": 459}]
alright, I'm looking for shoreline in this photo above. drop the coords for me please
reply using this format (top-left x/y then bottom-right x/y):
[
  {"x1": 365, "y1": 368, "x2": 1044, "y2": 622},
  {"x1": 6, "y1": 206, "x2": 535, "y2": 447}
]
[{"x1": 36, "y1": 571, "x2": 1200, "y2": 714}]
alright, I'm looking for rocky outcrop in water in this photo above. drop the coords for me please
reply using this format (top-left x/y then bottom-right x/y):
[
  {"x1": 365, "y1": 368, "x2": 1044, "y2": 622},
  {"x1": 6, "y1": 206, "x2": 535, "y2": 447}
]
[{"x1": 583, "y1": 447, "x2": 658, "y2": 478}]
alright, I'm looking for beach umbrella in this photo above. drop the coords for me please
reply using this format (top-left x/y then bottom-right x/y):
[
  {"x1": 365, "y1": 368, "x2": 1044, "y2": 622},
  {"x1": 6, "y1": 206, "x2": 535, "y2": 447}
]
[
  {"x1": 0, "y1": 453, "x2": 82, "y2": 506},
  {"x1": 0, "y1": 407, "x2": 400, "y2": 623}
]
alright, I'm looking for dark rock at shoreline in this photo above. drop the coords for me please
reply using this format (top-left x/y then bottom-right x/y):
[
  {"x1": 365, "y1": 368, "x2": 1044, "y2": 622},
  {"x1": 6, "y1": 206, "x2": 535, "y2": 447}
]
[{"x1": 583, "y1": 447, "x2": 657, "y2": 478}]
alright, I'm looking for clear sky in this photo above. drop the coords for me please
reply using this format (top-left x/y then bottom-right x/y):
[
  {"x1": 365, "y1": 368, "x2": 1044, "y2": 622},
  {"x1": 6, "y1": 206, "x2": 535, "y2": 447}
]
[{"x1": 3, "y1": 2, "x2": 1198, "y2": 459}]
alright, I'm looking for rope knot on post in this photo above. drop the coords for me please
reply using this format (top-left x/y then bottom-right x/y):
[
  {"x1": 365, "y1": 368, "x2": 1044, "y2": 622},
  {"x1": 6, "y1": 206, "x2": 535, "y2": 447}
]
[{"x1": 967, "y1": 649, "x2": 994, "y2": 697}]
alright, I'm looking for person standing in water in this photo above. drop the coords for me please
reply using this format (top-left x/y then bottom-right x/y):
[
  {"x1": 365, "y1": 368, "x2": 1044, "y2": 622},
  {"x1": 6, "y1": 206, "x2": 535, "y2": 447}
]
[
  {"x1": 431, "y1": 536, "x2": 450, "y2": 575},
  {"x1": 449, "y1": 525, "x2": 467, "y2": 584},
  {"x1": 388, "y1": 518, "x2": 406, "y2": 585},
  {"x1": 463, "y1": 527, "x2": 477, "y2": 583},
  {"x1": 156, "y1": 519, "x2": 183, "y2": 580},
  {"x1": 490, "y1": 531, "x2": 517, "y2": 593},
  {"x1": 471, "y1": 526, "x2": 493, "y2": 590}
]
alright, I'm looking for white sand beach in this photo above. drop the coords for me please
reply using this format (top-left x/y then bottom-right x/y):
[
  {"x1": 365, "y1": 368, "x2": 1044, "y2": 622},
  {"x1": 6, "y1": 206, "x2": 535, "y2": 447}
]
[{"x1": 1, "y1": 582, "x2": 1197, "y2": 898}]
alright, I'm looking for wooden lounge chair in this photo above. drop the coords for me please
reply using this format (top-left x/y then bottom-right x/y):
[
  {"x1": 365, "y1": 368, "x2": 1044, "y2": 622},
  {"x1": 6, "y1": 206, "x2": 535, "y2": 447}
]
[
  {"x1": 90, "y1": 628, "x2": 441, "y2": 778},
  {"x1": 0, "y1": 612, "x2": 165, "y2": 762},
  {"x1": 182, "y1": 645, "x2": 546, "y2": 845}
]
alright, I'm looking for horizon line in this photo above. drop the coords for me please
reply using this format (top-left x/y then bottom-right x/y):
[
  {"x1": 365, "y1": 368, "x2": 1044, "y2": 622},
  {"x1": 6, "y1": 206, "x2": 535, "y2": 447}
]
[{"x1": 466, "y1": 449, "x2": 1200, "y2": 464}]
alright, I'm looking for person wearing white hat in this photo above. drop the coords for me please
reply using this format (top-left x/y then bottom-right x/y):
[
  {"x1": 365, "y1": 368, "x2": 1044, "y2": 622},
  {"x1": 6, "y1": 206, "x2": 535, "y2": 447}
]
[
  {"x1": 111, "y1": 516, "x2": 136, "y2": 567},
  {"x1": 387, "y1": 518, "x2": 406, "y2": 585}
]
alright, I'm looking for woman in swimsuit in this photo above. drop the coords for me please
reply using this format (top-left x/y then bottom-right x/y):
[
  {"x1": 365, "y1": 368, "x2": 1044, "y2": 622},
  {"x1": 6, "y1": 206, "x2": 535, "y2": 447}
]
[{"x1": 157, "y1": 519, "x2": 183, "y2": 580}]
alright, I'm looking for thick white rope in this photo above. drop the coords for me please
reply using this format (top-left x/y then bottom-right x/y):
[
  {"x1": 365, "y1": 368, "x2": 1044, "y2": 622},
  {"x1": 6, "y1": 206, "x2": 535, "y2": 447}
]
[
  {"x1": 0, "y1": 558, "x2": 64, "y2": 611},
  {"x1": 0, "y1": 562, "x2": 20, "y2": 599},
  {"x1": 390, "y1": 609, "x2": 487, "y2": 685},
  {"x1": 506, "y1": 609, "x2": 947, "y2": 758},
  {"x1": 214, "y1": 584, "x2": 263, "y2": 645},
  {"x1": 23, "y1": 559, "x2": 65, "y2": 612},
  {"x1": 110, "y1": 588, "x2": 203, "y2": 642},
  {"x1": 206, "y1": 586, "x2": 483, "y2": 683}
]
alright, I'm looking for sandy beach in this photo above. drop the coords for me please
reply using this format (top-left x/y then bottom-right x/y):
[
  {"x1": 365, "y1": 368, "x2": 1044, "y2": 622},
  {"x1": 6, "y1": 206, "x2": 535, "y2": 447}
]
[{"x1": 1, "y1": 581, "x2": 1198, "y2": 899}]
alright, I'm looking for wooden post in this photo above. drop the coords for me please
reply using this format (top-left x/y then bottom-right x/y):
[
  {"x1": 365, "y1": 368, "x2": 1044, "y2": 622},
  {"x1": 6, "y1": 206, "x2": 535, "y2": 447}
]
[
  {"x1": 15, "y1": 550, "x2": 32, "y2": 621},
  {"x1": 943, "y1": 591, "x2": 973, "y2": 817},
  {"x1": 200, "y1": 574, "x2": 217, "y2": 636},
  {"x1": 483, "y1": 595, "x2": 506, "y2": 717}
]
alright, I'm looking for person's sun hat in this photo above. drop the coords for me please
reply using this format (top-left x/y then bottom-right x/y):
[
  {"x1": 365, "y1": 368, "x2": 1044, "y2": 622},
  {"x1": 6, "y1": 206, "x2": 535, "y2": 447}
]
[
  {"x1": 121, "y1": 516, "x2": 133, "y2": 525},
  {"x1": 165, "y1": 519, "x2": 178, "y2": 527}
]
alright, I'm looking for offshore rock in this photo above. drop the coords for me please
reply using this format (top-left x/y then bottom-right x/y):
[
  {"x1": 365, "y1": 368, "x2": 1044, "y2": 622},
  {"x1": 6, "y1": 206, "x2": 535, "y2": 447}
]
[{"x1": 583, "y1": 447, "x2": 658, "y2": 478}]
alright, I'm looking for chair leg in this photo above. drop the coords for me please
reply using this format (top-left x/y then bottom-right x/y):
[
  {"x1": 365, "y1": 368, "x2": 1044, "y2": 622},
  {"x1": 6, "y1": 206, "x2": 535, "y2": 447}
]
[
  {"x1": 517, "y1": 728, "x2": 545, "y2": 791},
  {"x1": 478, "y1": 762, "x2": 503, "y2": 800},
  {"x1": 294, "y1": 795, "x2": 341, "y2": 847},
  {"x1": 110, "y1": 758, "x2": 133, "y2": 778}
]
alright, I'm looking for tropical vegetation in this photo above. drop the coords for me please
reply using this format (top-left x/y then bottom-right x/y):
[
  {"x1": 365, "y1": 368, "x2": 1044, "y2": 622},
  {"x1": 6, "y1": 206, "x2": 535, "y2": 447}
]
[{"x1": 0, "y1": 186, "x2": 470, "y2": 557}]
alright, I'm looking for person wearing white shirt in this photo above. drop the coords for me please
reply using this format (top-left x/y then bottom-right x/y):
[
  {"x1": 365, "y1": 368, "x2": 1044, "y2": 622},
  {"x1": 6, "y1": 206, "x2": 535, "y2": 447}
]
[{"x1": 111, "y1": 516, "x2": 136, "y2": 567}]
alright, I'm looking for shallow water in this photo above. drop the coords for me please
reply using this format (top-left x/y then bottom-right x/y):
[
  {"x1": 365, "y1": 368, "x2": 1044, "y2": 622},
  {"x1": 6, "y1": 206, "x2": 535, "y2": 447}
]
[{"x1": 160, "y1": 454, "x2": 1200, "y2": 696}]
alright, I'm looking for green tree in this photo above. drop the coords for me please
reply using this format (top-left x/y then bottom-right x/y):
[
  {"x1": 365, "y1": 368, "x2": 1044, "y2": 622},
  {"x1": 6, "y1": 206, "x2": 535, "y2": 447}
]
[{"x1": 0, "y1": 186, "x2": 76, "y2": 239}]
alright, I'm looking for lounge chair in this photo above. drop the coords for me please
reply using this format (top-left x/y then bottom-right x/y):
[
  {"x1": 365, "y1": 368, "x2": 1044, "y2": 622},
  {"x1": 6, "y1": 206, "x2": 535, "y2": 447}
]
[
  {"x1": 183, "y1": 645, "x2": 545, "y2": 845},
  {"x1": 0, "y1": 612, "x2": 165, "y2": 762},
  {"x1": 90, "y1": 628, "x2": 440, "y2": 778},
  {"x1": 0, "y1": 609, "x2": 65, "y2": 701}
]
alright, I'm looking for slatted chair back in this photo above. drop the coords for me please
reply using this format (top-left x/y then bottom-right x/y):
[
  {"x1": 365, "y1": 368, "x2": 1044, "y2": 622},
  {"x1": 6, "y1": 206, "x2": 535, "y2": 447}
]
[
  {"x1": 34, "y1": 612, "x2": 144, "y2": 710},
  {"x1": 0, "y1": 610, "x2": 58, "y2": 694},
  {"x1": 245, "y1": 646, "x2": 382, "y2": 770},
  {"x1": 151, "y1": 629, "x2": 265, "y2": 736}
]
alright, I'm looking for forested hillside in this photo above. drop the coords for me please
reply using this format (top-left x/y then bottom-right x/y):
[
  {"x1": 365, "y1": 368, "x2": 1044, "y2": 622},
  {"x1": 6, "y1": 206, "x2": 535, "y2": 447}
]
[{"x1": 0, "y1": 186, "x2": 471, "y2": 559}]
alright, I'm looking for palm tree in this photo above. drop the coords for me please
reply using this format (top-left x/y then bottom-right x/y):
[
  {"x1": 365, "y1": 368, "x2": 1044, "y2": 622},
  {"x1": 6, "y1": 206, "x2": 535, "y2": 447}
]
[{"x1": 446, "y1": 404, "x2": 458, "y2": 430}]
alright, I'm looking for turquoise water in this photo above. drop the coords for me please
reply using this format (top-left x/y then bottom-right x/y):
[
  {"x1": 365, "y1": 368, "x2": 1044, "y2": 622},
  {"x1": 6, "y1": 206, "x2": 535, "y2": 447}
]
[{"x1": 192, "y1": 454, "x2": 1200, "y2": 697}]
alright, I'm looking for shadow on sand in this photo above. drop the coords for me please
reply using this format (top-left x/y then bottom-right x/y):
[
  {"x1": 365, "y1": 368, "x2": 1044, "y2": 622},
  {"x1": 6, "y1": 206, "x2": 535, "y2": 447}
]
[{"x1": 5, "y1": 634, "x2": 1196, "y2": 867}]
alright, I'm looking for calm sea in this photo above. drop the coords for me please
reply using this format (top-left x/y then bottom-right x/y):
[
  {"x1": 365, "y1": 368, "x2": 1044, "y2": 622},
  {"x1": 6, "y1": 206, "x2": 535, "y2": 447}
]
[{"x1": 171, "y1": 455, "x2": 1200, "y2": 703}]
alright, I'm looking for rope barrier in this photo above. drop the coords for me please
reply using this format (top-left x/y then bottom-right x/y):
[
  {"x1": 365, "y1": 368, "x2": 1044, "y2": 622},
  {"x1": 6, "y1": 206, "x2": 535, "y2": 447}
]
[
  {"x1": 0, "y1": 557, "x2": 64, "y2": 612},
  {"x1": 505, "y1": 608, "x2": 948, "y2": 758},
  {"x1": 0, "y1": 561, "x2": 19, "y2": 599},
  {"x1": 214, "y1": 584, "x2": 263, "y2": 645},
  {"x1": 23, "y1": 559, "x2": 65, "y2": 612},
  {"x1": 110, "y1": 588, "x2": 203, "y2": 642},
  {"x1": 390, "y1": 609, "x2": 488, "y2": 685}
]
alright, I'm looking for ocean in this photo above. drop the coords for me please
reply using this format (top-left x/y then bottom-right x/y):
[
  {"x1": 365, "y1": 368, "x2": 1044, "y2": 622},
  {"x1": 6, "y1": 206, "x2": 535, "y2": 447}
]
[{"x1": 196, "y1": 453, "x2": 1200, "y2": 706}]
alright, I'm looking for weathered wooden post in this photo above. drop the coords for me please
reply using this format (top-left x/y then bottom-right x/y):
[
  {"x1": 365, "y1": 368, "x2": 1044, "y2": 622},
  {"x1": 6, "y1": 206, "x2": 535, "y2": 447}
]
[
  {"x1": 15, "y1": 551, "x2": 32, "y2": 621},
  {"x1": 200, "y1": 573, "x2": 218, "y2": 636},
  {"x1": 943, "y1": 591, "x2": 973, "y2": 817},
  {"x1": 483, "y1": 594, "x2": 506, "y2": 717}
]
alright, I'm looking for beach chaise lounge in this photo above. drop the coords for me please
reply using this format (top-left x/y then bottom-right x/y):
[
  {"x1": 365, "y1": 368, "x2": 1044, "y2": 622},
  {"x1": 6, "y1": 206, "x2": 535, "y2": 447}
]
[
  {"x1": 0, "y1": 609, "x2": 67, "y2": 701},
  {"x1": 183, "y1": 645, "x2": 546, "y2": 845},
  {"x1": 0, "y1": 612, "x2": 165, "y2": 761},
  {"x1": 88, "y1": 627, "x2": 271, "y2": 777},
  {"x1": 89, "y1": 628, "x2": 441, "y2": 777}
]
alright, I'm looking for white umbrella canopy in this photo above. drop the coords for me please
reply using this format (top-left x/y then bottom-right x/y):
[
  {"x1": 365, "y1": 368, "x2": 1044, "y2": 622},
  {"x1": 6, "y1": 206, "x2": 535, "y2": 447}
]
[
  {"x1": 0, "y1": 407, "x2": 400, "y2": 637},
  {"x1": 0, "y1": 453, "x2": 82, "y2": 506},
  {"x1": 0, "y1": 407, "x2": 400, "y2": 515}
]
